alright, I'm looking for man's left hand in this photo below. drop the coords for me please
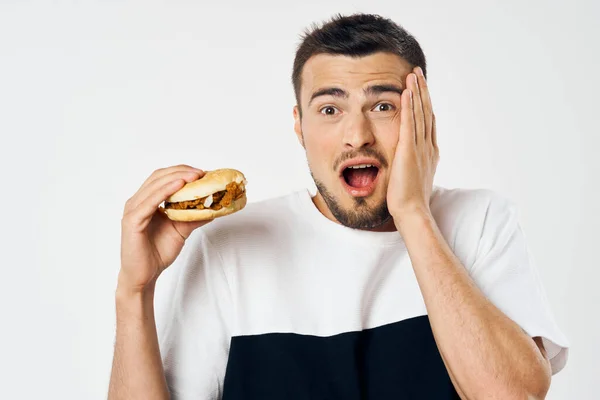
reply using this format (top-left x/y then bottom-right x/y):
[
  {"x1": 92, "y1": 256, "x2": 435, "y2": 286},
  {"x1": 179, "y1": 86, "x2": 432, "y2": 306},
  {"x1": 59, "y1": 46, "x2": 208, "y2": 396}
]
[{"x1": 386, "y1": 66, "x2": 439, "y2": 221}]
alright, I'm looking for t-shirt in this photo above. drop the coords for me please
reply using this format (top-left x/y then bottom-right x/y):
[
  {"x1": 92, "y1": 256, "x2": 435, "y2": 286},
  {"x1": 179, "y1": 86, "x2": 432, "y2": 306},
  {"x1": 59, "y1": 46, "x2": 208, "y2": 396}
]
[{"x1": 155, "y1": 185, "x2": 569, "y2": 399}]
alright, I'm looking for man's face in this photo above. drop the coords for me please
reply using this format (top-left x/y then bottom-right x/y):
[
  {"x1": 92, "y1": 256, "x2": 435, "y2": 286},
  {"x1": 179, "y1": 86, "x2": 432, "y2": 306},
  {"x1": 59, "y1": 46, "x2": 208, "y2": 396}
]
[{"x1": 293, "y1": 52, "x2": 412, "y2": 230}]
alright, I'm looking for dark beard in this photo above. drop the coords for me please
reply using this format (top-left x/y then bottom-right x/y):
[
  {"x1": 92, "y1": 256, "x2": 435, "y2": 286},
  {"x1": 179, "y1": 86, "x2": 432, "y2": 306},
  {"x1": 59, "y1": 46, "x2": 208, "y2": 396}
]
[{"x1": 312, "y1": 173, "x2": 392, "y2": 230}]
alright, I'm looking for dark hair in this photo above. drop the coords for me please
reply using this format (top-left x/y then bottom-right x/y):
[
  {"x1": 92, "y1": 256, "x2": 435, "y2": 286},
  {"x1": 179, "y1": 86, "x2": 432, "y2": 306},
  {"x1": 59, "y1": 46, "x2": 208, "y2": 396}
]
[{"x1": 292, "y1": 13, "x2": 427, "y2": 117}]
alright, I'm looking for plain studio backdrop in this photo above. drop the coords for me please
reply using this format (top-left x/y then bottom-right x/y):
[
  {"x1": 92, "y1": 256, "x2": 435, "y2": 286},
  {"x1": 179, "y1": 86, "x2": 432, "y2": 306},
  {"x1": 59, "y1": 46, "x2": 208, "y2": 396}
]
[{"x1": 0, "y1": 0, "x2": 598, "y2": 398}]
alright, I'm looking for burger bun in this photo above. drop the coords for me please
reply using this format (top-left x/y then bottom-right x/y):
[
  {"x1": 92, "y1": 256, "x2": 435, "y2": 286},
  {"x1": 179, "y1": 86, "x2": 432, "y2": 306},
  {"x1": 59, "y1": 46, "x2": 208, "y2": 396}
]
[{"x1": 162, "y1": 168, "x2": 247, "y2": 222}]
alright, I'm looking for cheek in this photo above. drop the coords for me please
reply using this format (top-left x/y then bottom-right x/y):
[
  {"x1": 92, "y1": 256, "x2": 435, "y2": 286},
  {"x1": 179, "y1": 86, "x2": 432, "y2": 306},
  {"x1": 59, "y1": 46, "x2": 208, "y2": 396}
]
[
  {"x1": 302, "y1": 121, "x2": 339, "y2": 160},
  {"x1": 375, "y1": 117, "x2": 401, "y2": 155}
]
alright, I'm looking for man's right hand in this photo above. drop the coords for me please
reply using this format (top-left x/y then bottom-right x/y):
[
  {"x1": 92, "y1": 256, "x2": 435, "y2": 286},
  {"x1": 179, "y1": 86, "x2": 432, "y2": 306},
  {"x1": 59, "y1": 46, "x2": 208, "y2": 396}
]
[{"x1": 118, "y1": 164, "x2": 212, "y2": 294}]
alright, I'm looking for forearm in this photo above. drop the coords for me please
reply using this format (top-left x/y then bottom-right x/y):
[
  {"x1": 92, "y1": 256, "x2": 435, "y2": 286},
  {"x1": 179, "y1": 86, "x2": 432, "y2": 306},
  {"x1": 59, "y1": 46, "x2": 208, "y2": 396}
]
[
  {"x1": 108, "y1": 284, "x2": 170, "y2": 400},
  {"x1": 395, "y1": 210, "x2": 551, "y2": 399}
]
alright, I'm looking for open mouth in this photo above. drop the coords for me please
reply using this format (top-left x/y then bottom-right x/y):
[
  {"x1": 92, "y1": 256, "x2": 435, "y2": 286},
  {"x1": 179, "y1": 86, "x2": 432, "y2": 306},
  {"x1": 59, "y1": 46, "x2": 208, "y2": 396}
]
[
  {"x1": 340, "y1": 163, "x2": 380, "y2": 197},
  {"x1": 342, "y1": 164, "x2": 379, "y2": 187}
]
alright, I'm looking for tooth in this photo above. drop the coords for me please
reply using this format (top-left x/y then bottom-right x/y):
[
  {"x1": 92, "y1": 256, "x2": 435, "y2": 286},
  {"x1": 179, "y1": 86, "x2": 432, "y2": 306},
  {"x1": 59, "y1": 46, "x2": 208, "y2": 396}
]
[{"x1": 348, "y1": 164, "x2": 377, "y2": 169}]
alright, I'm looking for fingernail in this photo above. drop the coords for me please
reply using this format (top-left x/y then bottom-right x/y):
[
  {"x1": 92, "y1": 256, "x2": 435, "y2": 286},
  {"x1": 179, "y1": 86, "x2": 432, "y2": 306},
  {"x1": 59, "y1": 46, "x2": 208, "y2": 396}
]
[{"x1": 417, "y1": 66, "x2": 424, "y2": 77}]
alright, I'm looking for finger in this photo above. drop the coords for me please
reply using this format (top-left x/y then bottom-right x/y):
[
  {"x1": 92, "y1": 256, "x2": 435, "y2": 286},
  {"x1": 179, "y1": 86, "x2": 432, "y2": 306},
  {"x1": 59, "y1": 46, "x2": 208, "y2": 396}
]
[
  {"x1": 155, "y1": 208, "x2": 212, "y2": 238},
  {"x1": 410, "y1": 73, "x2": 425, "y2": 146},
  {"x1": 128, "y1": 170, "x2": 202, "y2": 212},
  {"x1": 172, "y1": 218, "x2": 213, "y2": 240},
  {"x1": 400, "y1": 86, "x2": 416, "y2": 148},
  {"x1": 432, "y1": 113, "x2": 438, "y2": 151},
  {"x1": 414, "y1": 66, "x2": 433, "y2": 145},
  {"x1": 139, "y1": 165, "x2": 204, "y2": 194},
  {"x1": 124, "y1": 179, "x2": 187, "y2": 232}
]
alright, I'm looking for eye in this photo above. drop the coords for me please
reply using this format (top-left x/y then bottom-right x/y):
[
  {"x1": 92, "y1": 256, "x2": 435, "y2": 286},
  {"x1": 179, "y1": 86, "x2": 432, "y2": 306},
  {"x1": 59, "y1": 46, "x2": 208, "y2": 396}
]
[
  {"x1": 319, "y1": 106, "x2": 339, "y2": 116},
  {"x1": 373, "y1": 103, "x2": 395, "y2": 112}
]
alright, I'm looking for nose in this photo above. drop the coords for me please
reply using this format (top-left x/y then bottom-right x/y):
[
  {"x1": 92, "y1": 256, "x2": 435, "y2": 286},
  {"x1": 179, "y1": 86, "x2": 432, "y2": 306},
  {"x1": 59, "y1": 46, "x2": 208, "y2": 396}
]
[{"x1": 342, "y1": 112, "x2": 375, "y2": 149}]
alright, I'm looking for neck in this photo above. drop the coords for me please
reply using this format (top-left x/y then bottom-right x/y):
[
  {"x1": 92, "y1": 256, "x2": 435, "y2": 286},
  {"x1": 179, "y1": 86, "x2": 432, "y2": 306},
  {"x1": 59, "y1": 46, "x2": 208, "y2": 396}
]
[{"x1": 311, "y1": 191, "x2": 398, "y2": 233}]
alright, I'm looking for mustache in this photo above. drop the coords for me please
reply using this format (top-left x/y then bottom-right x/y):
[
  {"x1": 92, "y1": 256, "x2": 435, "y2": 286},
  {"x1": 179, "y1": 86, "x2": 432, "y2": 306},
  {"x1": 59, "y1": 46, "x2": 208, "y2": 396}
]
[{"x1": 333, "y1": 147, "x2": 389, "y2": 172}]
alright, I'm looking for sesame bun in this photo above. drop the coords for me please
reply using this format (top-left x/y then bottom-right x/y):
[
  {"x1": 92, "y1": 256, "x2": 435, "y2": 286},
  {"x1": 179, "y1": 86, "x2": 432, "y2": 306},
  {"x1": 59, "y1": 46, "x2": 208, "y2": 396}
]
[{"x1": 163, "y1": 168, "x2": 247, "y2": 222}]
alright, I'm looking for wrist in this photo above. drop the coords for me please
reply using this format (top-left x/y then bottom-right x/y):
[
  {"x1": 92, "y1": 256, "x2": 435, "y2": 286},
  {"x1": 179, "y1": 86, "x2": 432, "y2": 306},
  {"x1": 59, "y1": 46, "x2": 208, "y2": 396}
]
[
  {"x1": 116, "y1": 269, "x2": 157, "y2": 296},
  {"x1": 115, "y1": 285, "x2": 156, "y2": 324},
  {"x1": 392, "y1": 204, "x2": 433, "y2": 227},
  {"x1": 115, "y1": 275, "x2": 156, "y2": 311},
  {"x1": 116, "y1": 284, "x2": 155, "y2": 302}
]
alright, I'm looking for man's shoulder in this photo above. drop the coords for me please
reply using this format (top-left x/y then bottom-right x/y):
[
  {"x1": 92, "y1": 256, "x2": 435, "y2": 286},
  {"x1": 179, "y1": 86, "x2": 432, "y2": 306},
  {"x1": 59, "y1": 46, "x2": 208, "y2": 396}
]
[
  {"x1": 430, "y1": 185, "x2": 517, "y2": 261},
  {"x1": 193, "y1": 189, "x2": 305, "y2": 248},
  {"x1": 431, "y1": 185, "x2": 516, "y2": 223},
  {"x1": 218, "y1": 189, "x2": 303, "y2": 223}
]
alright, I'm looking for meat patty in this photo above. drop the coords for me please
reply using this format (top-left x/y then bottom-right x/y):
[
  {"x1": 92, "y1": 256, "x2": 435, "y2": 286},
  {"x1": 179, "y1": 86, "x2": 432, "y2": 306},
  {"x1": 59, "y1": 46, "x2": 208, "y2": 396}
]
[{"x1": 164, "y1": 182, "x2": 245, "y2": 211}]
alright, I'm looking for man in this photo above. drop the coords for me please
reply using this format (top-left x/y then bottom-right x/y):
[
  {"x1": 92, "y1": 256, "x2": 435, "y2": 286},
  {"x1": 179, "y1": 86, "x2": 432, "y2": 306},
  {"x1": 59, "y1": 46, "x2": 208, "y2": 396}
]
[{"x1": 109, "y1": 13, "x2": 569, "y2": 400}]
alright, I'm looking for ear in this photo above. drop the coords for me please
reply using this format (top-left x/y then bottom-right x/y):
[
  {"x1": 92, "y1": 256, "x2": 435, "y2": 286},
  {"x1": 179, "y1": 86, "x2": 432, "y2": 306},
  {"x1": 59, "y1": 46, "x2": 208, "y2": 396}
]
[{"x1": 293, "y1": 105, "x2": 304, "y2": 148}]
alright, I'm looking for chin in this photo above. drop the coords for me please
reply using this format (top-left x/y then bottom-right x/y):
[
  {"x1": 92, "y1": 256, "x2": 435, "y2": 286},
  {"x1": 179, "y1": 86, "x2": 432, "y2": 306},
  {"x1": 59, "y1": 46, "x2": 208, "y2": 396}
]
[{"x1": 314, "y1": 176, "x2": 392, "y2": 230}]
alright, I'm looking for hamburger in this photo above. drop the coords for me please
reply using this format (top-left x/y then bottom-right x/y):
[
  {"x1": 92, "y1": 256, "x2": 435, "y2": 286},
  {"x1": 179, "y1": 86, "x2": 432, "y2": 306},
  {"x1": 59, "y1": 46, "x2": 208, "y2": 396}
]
[{"x1": 162, "y1": 168, "x2": 247, "y2": 222}]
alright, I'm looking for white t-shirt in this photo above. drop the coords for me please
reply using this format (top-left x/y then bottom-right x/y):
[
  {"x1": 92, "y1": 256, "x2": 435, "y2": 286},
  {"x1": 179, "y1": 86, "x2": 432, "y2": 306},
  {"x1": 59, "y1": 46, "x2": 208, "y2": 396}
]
[{"x1": 156, "y1": 185, "x2": 569, "y2": 399}]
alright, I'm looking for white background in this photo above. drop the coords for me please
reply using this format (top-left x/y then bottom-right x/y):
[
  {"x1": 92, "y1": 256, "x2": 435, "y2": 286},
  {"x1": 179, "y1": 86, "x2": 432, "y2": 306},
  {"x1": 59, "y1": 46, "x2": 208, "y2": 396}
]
[{"x1": 0, "y1": 0, "x2": 598, "y2": 398}]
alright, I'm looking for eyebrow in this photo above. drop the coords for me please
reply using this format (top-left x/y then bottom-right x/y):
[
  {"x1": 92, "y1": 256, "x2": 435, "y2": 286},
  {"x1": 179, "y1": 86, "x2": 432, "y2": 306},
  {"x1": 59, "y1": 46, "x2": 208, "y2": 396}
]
[
  {"x1": 365, "y1": 84, "x2": 404, "y2": 97},
  {"x1": 308, "y1": 84, "x2": 404, "y2": 106},
  {"x1": 308, "y1": 87, "x2": 348, "y2": 106}
]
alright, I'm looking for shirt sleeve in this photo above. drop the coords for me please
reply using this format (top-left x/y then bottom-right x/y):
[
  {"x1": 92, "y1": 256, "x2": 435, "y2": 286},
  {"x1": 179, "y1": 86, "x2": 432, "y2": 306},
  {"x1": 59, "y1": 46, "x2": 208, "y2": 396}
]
[
  {"x1": 468, "y1": 193, "x2": 570, "y2": 374},
  {"x1": 155, "y1": 228, "x2": 233, "y2": 399}
]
